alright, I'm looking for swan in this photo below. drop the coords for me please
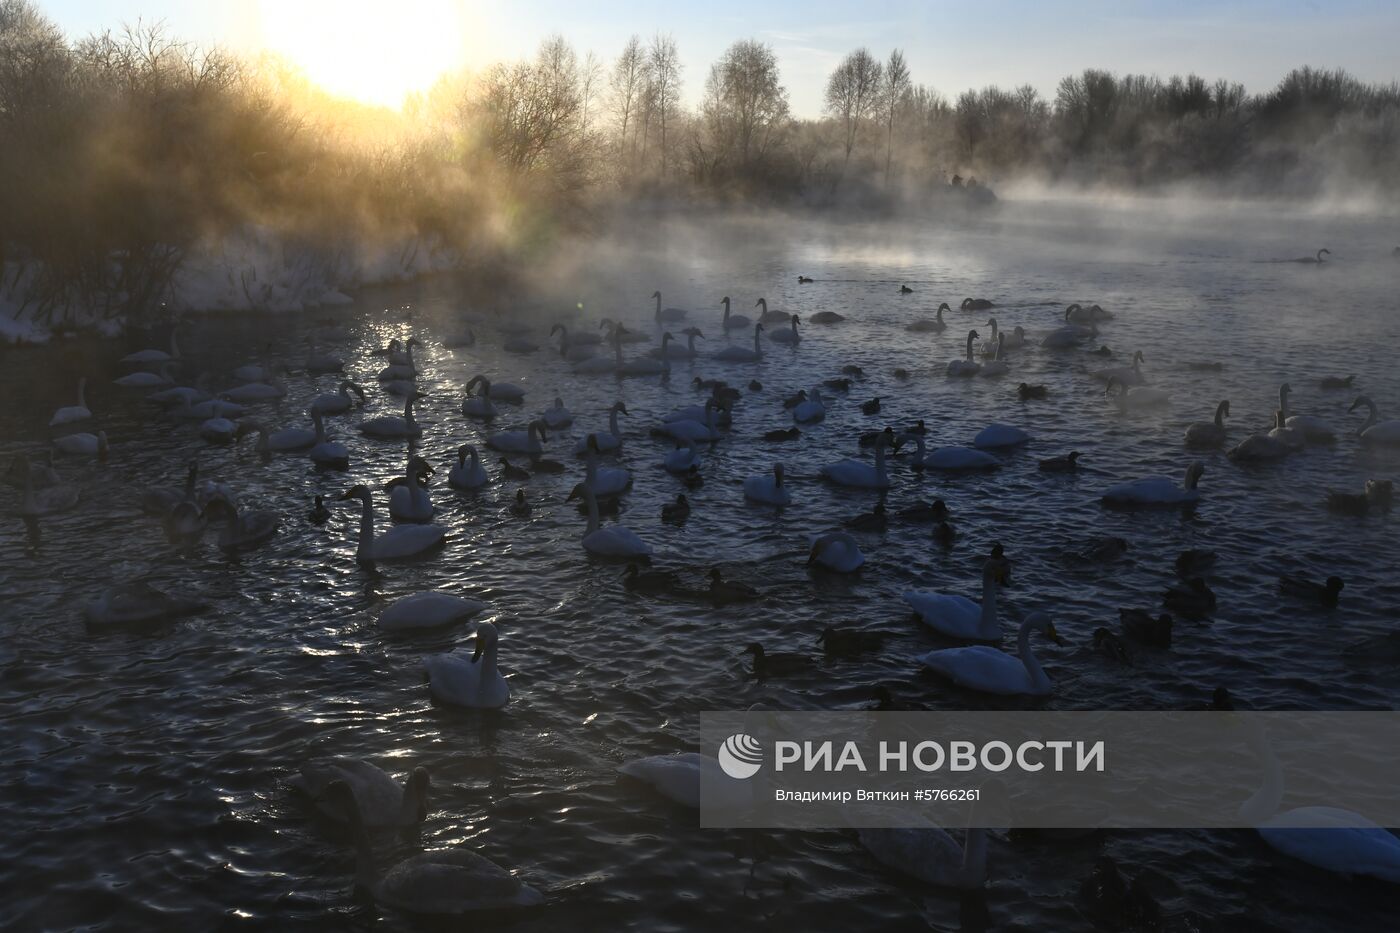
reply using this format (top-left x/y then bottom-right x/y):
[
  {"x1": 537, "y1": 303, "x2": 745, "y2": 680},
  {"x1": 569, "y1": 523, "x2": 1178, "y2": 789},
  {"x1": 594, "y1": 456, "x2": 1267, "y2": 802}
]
[
  {"x1": 173, "y1": 395, "x2": 245, "y2": 421},
  {"x1": 661, "y1": 494, "x2": 690, "y2": 522},
  {"x1": 617, "y1": 332, "x2": 671, "y2": 376},
  {"x1": 793, "y1": 389, "x2": 826, "y2": 424},
  {"x1": 488, "y1": 419, "x2": 548, "y2": 455},
  {"x1": 1094, "y1": 350, "x2": 1147, "y2": 386},
  {"x1": 754, "y1": 298, "x2": 790, "y2": 325},
  {"x1": 240, "y1": 412, "x2": 325, "y2": 452},
  {"x1": 652, "y1": 290, "x2": 688, "y2": 323},
  {"x1": 121, "y1": 328, "x2": 180, "y2": 365},
  {"x1": 289, "y1": 759, "x2": 430, "y2": 827},
  {"x1": 905, "y1": 553, "x2": 1010, "y2": 641},
  {"x1": 52, "y1": 430, "x2": 109, "y2": 459},
  {"x1": 947, "y1": 330, "x2": 981, "y2": 376},
  {"x1": 322, "y1": 781, "x2": 541, "y2": 913},
  {"x1": 979, "y1": 334, "x2": 1010, "y2": 377},
  {"x1": 1349, "y1": 396, "x2": 1400, "y2": 446},
  {"x1": 920, "y1": 612, "x2": 1063, "y2": 696},
  {"x1": 308, "y1": 414, "x2": 349, "y2": 470},
  {"x1": 657, "y1": 400, "x2": 721, "y2": 443},
  {"x1": 217, "y1": 502, "x2": 279, "y2": 551},
  {"x1": 664, "y1": 400, "x2": 733, "y2": 428},
  {"x1": 14, "y1": 456, "x2": 79, "y2": 516},
  {"x1": 338, "y1": 485, "x2": 445, "y2": 563},
  {"x1": 1103, "y1": 461, "x2": 1205, "y2": 506},
  {"x1": 617, "y1": 752, "x2": 751, "y2": 810},
  {"x1": 221, "y1": 380, "x2": 287, "y2": 403},
  {"x1": 907, "y1": 303, "x2": 948, "y2": 332},
  {"x1": 904, "y1": 434, "x2": 999, "y2": 471},
  {"x1": 1278, "y1": 383, "x2": 1335, "y2": 442},
  {"x1": 385, "y1": 339, "x2": 418, "y2": 366},
  {"x1": 720, "y1": 296, "x2": 751, "y2": 331},
  {"x1": 582, "y1": 435, "x2": 632, "y2": 497},
  {"x1": 809, "y1": 531, "x2": 865, "y2": 572},
  {"x1": 744, "y1": 463, "x2": 792, "y2": 505},
  {"x1": 114, "y1": 362, "x2": 174, "y2": 388},
  {"x1": 1107, "y1": 376, "x2": 1170, "y2": 411},
  {"x1": 358, "y1": 392, "x2": 425, "y2": 439},
  {"x1": 961, "y1": 297, "x2": 994, "y2": 311},
  {"x1": 1039, "y1": 451, "x2": 1081, "y2": 472},
  {"x1": 442, "y1": 327, "x2": 476, "y2": 348},
  {"x1": 574, "y1": 402, "x2": 628, "y2": 454},
  {"x1": 199, "y1": 418, "x2": 238, "y2": 444},
  {"x1": 714, "y1": 322, "x2": 764, "y2": 362},
  {"x1": 485, "y1": 379, "x2": 526, "y2": 402},
  {"x1": 663, "y1": 439, "x2": 703, "y2": 473},
  {"x1": 1002, "y1": 324, "x2": 1028, "y2": 349},
  {"x1": 541, "y1": 396, "x2": 573, "y2": 430},
  {"x1": 1239, "y1": 722, "x2": 1400, "y2": 883},
  {"x1": 569, "y1": 481, "x2": 651, "y2": 559},
  {"x1": 1184, "y1": 401, "x2": 1230, "y2": 448},
  {"x1": 506, "y1": 337, "x2": 540, "y2": 355},
  {"x1": 651, "y1": 327, "x2": 704, "y2": 360},
  {"x1": 448, "y1": 445, "x2": 489, "y2": 489},
  {"x1": 310, "y1": 381, "x2": 367, "y2": 416},
  {"x1": 425, "y1": 622, "x2": 510, "y2": 708},
  {"x1": 769, "y1": 314, "x2": 801, "y2": 344},
  {"x1": 820, "y1": 433, "x2": 892, "y2": 489},
  {"x1": 551, "y1": 324, "x2": 596, "y2": 362},
  {"x1": 973, "y1": 423, "x2": 1030, "y2": 449},
  {"x1": 305, "y1": 349, "x2": 345, "y2": 374},
  {"x1": 49, "y1": 378, "x2": 91, "y2": 426},
  {"x1": 1065, "y1": 302, "x2": 1113, "y2": 324},
  {"x1": 389, "y1": 456, "x2": 435, "y2": 523},
  {"x1": 858, "y1": 824, "x2": 987, "y2": 889},
  {"x1": 461, "y1": 375, "x2": 498, "y2": 418},
  {"x1": 1041, "y1": 310, "x2": 1096, "y2": 348},
  {"x1": 1230, "y1": 415, "x2": 1296, "y2": 462},
  {"x1": 378, "y1": 338, "x2": 420, "y2": 380},
  {"x1": 1290, "y1": 248, "x2": 1331, "y2": 264},
  {"x1": 83, "y1": 581, "x2": 205, "y2": 628}
]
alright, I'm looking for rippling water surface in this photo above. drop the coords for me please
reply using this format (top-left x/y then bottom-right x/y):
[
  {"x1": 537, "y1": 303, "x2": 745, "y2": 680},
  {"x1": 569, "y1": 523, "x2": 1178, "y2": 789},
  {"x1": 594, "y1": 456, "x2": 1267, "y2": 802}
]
[{"x1": 3, "y1": 198, "x2": 1399, "y2": 931}]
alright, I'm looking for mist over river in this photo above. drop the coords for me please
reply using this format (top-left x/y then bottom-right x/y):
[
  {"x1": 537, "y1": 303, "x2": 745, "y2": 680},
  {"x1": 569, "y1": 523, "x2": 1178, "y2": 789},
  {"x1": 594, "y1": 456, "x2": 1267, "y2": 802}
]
[{"x1": 2, "y1": 196, "x2": 1398, "y2": 931}]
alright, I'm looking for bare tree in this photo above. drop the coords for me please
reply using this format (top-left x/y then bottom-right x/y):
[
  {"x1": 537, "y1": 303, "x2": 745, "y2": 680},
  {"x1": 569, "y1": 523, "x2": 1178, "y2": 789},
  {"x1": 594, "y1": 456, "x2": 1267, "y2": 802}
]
[
  {"x1": 700, "y1": 39, "x2": 789, "y2": 178},
  {"x1": 647, "y1": 33, "x2": 681, "y2": 179},
  {"x1": 825, "y1": 47, "x2": 882, "y2": 172},
  {"x1": 470, "y1": 36, "x2": 584, "y2": 176},
  {"x1": 881, "y1": 49, "x2": 911, "y2": 185},
  {"x1": 609, "y1": 35, "x2": 647, "y2": 171}
]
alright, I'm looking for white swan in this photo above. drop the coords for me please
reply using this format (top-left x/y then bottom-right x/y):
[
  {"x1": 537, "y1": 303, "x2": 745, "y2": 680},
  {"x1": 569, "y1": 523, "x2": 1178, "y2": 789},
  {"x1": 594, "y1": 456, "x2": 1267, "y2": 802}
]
[
  {"x1": 754, "y1": 298, "x2": 790, "y2": 325},
  {"x1": 380, "y1": 590, "x2": 487, "y2": 632},
  {"x1": 858, "y1": 824, "x2": 987, "y2": 889},
  {"x1": 1349, "y1": 395, "x2": 1400, "y2": 446},
  {"x1": 744, "y1": 463, "x2": 792, "y2": 505},
  {"x1": 714, "y1": 322, "x2": 764, "y2": 362},
  {"x1": 1238, "y1": 722, "x2": 1400, "y2": 883},
  {"x1": 1184, "y1": 400, "x2": 1230, "y2": 447},
  {"x1": 448, "y1": 445, "x2": 489, "y2": 489},
  {"x1": 308, "y1": 413, "x2": 349, "y2": 469},
  {"x1": 484, "y1": 379, "x2": 526, "y2": 402},
  {"x1": 461, "y1": 375, "x2": 498, "y2": 418},
  {"x1": 574, "y1": 402, "x2": 628, "y2": 454},
  {"x1": 656, "y1": 400, "x2": 721, "y2": 443},
  {"x1": 1041, "y1": 311, "x2": 1096, "y2": 348},
  {"x1": 442, "y1": 327, "x2": 476, "y2": 348},
  {"x1": 900, "y1": 434, "x2": 998, "y2": 471},
  {"x1": 217, "y1": 503, "x2": 279, "y2": 551},
  {"x1": 199, "y1": 417, "x2": 238, "y2": 445},
  {"x1": 49, "y1": 377, "x2": 91, "y2": 426},
  {"x1": 83, "y1": 581, "x2": 204, "y2": 628},
  {"x1": 14, "y1": 455, "x2": 79, "y2": 516},
  {"x1": 377, "y1": 338, "x2": 420, "y2": 380},
  {"x1": 289, "y1": 759, "x2": 430, "y2": 827},
  {"x1": 1279, "y1": 383, "x2": 1335, "y2": 442},
  {"x1": 652, "y1": 290, "x2": 688, "y2": 323},
  {"x1": 487, "y1": 419, "x2": 548, "y2": 455},
  {"x1": 809, "y1": 532, "x2": 864, "y2": 572},
  {"x1": 618, "y1": 333, "x2": 671, "y2": 376},
  {"x1": 793, "y1": 389, "x2": 826, "y2": 424},
  {"x1": 425, "y1": 622, "x2": 510, "y2": 708},
  {"x1": 947, "y1": 330, "x2": 982, "y2": 376},
  {"x1": 618, "y1": 752, "x2": 752, "y2": 809},
  {"x1": 221, "y1": 379, "x2": 287, "y2": 403},
  {"x1": 541, "y1": 396, "x2": 573, "y2": 430},
  {"x1": 173, "y1": 395, "x2": 245, "y2": 421},
  {"x1": 973, "y1": 423, "x2": 1030, "y2": 449},
  {"x1": 582, "y1": 434, "x2": 631, "y2": 496},
  {"x1": 663, "y1": 439, "x2": 703, "y2": 473},
  {"x1": 920, "y1": 612, "x2": 1063, "y2": 696},
  {"x1": 1230, "y1": 415, "x2": 1295, "y2": 462},
  {"x1": 652, "y1": 327, "x2": 705, "y2": 359},
  {"x1": 1102, "y1": 461, "x2": 1205, "y2": 506},
  {"x1": 979, "y1": 318, "x2": 1001, "y2": 356},
  {"x1": 720, "y1": 296, "x2": 751, "y2": 331},
  {"x1": 338, "y1": 485, "x2": 445, "y2": 563},
  {"x1": 121, "y1": 329, "x2": 180, "y2": 365},
  {"x1": 907, "y1": 303, "x2": 948, "y2": 333},
  {"x1": 52, "y1": 430, "x2": 109, "y2": 459},
  {"x1": 114, "y1": 362, "x2": 174, "y2": 388},
  {"x1": 569, "y1": 481, "x2": 651, "y2": 558},
  {"x1": 239, "y1": 414, "x2": 321, "y2": 452},
  {"x1": 389, "y1": 456, "x2": 435, "y2": 523},
  {"x1": 551, "y1": 324, "x2": 596, "y2": 362},
  {"x1": 1107, "y1": 376, "x2": 1170, "y2": 411},
  {"x1": 820, "y1": 433, "x2": 892, "y2": 489},
  {"x1": 310, "y1": 381, "x2": 367, "y2": 416},
  {"x1": 358, "y1": 392, "x2": 425, "y2": 439},
  {"x1": 769, "y1": 314, "x2": 801, "y2": 344},
  {"x1": 979, "y1": 334, "x2": 1009, "y2": 377},
  {"x1": 905, "y1": 556, "x2": 1009, "y2": 641},
  {"x1": 1094, "y1": 350, "x2": 1147, "y2": 386}
]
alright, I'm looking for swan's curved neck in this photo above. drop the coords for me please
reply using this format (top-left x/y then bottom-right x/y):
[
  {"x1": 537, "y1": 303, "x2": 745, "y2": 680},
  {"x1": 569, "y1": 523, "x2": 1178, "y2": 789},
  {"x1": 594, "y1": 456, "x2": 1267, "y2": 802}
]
[
  {"x1": 1239, "y1": 734, "x2": 1283, "y2": 825},
  {"x1": 313, "y1": 411, "x2": 327, "y2": 443},
  {"x1": 403, "y1": 396, "x2": 417, "y2": 427},
  {"x1": 1016, "y1": 623, "x2": 1051, "y2": 693},
  {"x1": 354, "y1": 495, "x2": 374, "y2": 560},
  {"x1": 936, "y1": 305, "x2": 944, "y2": 323},
  {"x1": 1357, "y1": 399, "x2": 1378, "y2": 432},
  {"x1": 965, "y1": 333, "x2": 975, "y2": 360},
  {"x1": 583, "y1": 485, "x2": 600, "y2": 534},
  {"x1": 1278, "y1": 386, "x2": 1290, "y2": 420},
  {"x1": 979, "y1": 571, "x2": 999, "y2": 634},
  {"x1": 609, "y1": 408, "x2": 621, "y2": 437},
  {"x1": 1214, "y1": 402, "x2": 1227, "y2": 427},
  {"x1": 753, "y1": 327, "x2": 763, "y2": 354}
]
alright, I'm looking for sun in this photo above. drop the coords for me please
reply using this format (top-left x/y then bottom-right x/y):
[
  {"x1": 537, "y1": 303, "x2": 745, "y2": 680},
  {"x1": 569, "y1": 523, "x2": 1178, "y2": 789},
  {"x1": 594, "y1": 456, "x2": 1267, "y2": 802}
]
[{"x1": 251, "y1": 0, "x2": 467, "y2": 108}]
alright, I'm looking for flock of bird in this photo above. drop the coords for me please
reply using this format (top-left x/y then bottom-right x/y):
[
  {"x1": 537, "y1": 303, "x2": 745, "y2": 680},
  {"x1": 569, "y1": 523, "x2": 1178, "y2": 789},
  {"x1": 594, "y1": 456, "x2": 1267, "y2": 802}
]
[{"x1": 9, "y1": 273, "x2": 1400, "y2": 914}]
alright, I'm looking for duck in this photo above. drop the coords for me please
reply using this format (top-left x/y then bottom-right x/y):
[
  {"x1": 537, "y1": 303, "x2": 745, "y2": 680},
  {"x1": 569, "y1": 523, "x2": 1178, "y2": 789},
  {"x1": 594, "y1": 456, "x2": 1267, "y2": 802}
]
[
  {"x1": 858, "y1": 825, "x2": 987, "y2": 889},
  {"x1": 823, "y1": 377, "x2": 852, "y2": 393},
  {"x1": 709, "y1": 567, "x2": 760, "y2": 604},
  {"x1": 1093, "y1": 350, "x2": 1147, "y2": 386},
  {"x1": 819, "y1": 626, "x2": 888, "y2": 657},
  {"x1": 499, "y1": 459, "x2": 530, "y2": 482},
  {"x1": 1320, "y1": 374, "x2": 1355, "y2": 390},
  {"x1": 744, "y1": 643, "x2": 815, "y2": 678},
  {"x1": 574, "y1": 402, "x2": 628, "y2": 454},
  {"x1": 754, "y1": 297, "x2": 790, "y2": 325},
  {"x1": 905, "y1": 551, "x2": 1010, "y2": 641},
  {"x1": 947, "y1": 330, "x2": 981, "y2": 376},
  {"x1": 82, "y1": 581, "x2": 205, "y2": 628},
  {"x1": 52, "y1": 430, "x2": 109, "y2": 460},
  {"x1": 1349, "y1": 395, "x2": 1400, "y2": 446},
  {"x1": 1185, "y1": 401, "x2": 1230, "y2": 447},
  {"x1": 308, "y1": 495, "x2": 331, "y2": 523},
  {"x1": 978, "y1": 334, "x2": 1009, "y2": 377},
  {"x1": 1278, "y1": 383, "x2": 1335, "y2": 442},
  {"x1": 358, "y1": 392, "x2": 425, "y2": 439},
  {"x1": 933, "y1": 520, "x2": 958, "y2": 546},
  {"x1": 764, "y1": 426, "x2": 800, "y2": 442},
  {"x1": 1103, "y1": 461, "x2": 1204, "y2": 507},
  {"x1": 1092, "y1": 628, "x2": 1131, "y2": 664},
  {"x1": 217, "y1": 502, "x2": 279, "y2": 551},
  {"x1": 844, "y1": 502, "x2": 888, "y2": 532},
  {"x1": 1175, "y1": 549, "x2": 1217, "y2": 579},
  {"x1": 49, "y1": 377, "x2": 91, "y2": 426},
  {"x1": 1018, "y1": 382, "x2": 1048, "y2": 401},
  {"x1": 897, "y1": 499, "x2": 949, "y2": 523},
  {"x1": 388, "y1": 456, "x2": 435, "y2": 523},
  {"x1": 820, "y1": 431, "x2": 892, "y2": 488},
  {"x1": 623, "y1": 564, "x2": 682, "y2": 594},
  {"x1": 509, "y1": 489, "x2": 532, "y2": 517},
  {"x1": 798, "y1": 275, "x2": 814, "y2": 283},
  {"x1": 310, "y1": 380, "x2": 367, "y2": 416},
  {"x1": 337, "y1": 486, "x2": 445, "y2": 564},
  {"x1": 569, "y1": 481, "x2": 650, "y2": 559},
  {"x1": 719, "y1": 296, "x2": 751, "y2": 331},
  {"x1": 808, "y1": 531, "x2": 865, "y2": 573},
  {"x1": 769, "y1": 313, "x2": 801, "y2": 344},
  {"x1": 1326, "y1": 479, "x2": 1393, "y2": 516},
  {"x1": 907, "y1": 304, "x2": 948, "y2": 332},
  {"x1": 1119, "y1": 609, "x2": 1172, "y2": 648},
  {"x1": 1279, "y1": 574, "x2": 1344, "y2": 607},
  {"x1": 1039, "y1": 451, "x2": 1081, "y2": 472},
  {"x1": 744, "y1": 463, "x2": 792, "y2": 505},
  {"x1": 425, "y1": 621, "x2": 510, "y2": 708},
  {"x1": 289, "y1": 759, "x2": 431, "y2": 828},
  {"x1": 920, "y1": 612, "x2": 1064, "y2": 696},
  {"x1": 651, "y1": 290, "x2": 688, "y2": 323},
  {"x1": 792, "y1": 389, "x2": 826, "y2": 424},
  {"x1": 448, "y1": 445, "x2": 489, "y2": 490},
  {"x1": 899, "y1": 284, "x2": 914, "y2": 294},
  {"x1": 713, "y1": 322, "x2": 764, "y2": 362},
  {"x1": 1106, "y1": 376, "x2": 1170, "y2": 411},
  {"x1": 1163, "y1": 578, "x2": 1216, "y2": 615},
  {"x1": 973, "y1": 423, "x2": 1030, "y2": 449},
  {"x1": 487, "y1": 419, "x2": 548, "y2": 455},
  {"x1": 1075, "y1": 536, "x2": 1128, "y2": 563},
  {"x1": 661, "y1": 494, "x2": 690, "y2": 522}
]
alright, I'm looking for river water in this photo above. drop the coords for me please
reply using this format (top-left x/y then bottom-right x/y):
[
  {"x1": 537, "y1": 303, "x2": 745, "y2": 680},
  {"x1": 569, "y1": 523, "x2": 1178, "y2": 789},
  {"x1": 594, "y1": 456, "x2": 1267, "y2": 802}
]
[{"x1": 2, "y1": 196, "x2": 1398, "y2": 931}]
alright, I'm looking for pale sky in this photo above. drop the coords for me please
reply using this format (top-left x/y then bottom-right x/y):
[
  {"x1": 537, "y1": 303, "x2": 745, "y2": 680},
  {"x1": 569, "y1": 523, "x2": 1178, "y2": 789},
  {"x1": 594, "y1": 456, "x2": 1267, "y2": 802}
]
[{"x1": 37, "y1": 0, "x2": 1400, "y2": 115}]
